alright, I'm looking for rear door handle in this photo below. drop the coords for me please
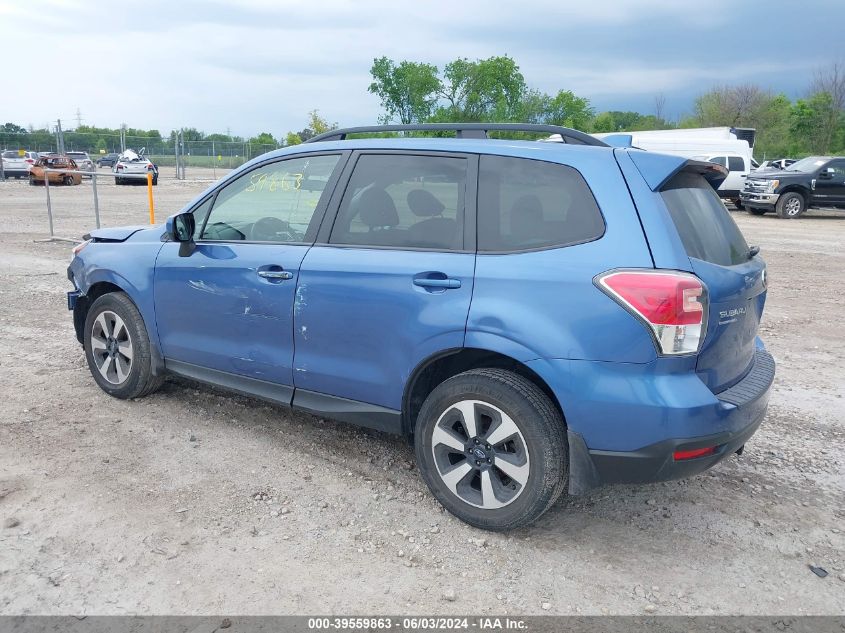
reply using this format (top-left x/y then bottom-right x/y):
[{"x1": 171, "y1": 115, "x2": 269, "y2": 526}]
[{"x1": 413, "y1": 277, "x2": 461, "y2": 289}]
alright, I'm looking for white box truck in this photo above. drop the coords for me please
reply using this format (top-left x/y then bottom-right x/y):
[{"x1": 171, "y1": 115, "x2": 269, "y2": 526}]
[{"x1": 593, "y1": 127, "x2": 756, "y2": 208}]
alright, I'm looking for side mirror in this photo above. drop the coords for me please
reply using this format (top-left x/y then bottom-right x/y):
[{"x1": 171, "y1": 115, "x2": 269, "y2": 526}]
[{"x1": 166, "y1": 212, "x2": 196, "y2": 257}]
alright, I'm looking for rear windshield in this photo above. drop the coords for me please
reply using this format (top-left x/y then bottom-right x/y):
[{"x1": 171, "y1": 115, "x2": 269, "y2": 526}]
[
  {"x1": 2, "y1": 151, "x2": 20, "y2": 159},
  {"x1": 660, "y1": 172, "x2": 749, "y2": 266}
]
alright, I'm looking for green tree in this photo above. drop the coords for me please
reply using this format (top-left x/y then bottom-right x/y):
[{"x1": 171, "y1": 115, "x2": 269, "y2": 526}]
[
  {"x1": 369, "y1": 57, "x2": 441, "y2": 124},
  {"x1": 248, "y1": 132, "x2": 277, "y2": 147},
  {"x1": 284, "y1": 132, "x2": 303, "y2": 146},
  {"x1": 436, "y1": 56, "x2": 526, "y2": 121},
  {"x1": 543, "y1": 90, "x2": 594, "y2": 129},
  {"x1": 1, "y1": 122, "x2": 26, "y2": 134},
  {"x1": 308, "y1": 109, "x2": 336, "y2": 135}
]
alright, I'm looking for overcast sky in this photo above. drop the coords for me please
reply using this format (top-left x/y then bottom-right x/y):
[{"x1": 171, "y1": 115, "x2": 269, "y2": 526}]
[{"x1": 2, "y1": 0, "x2": 843, "y2": 137}]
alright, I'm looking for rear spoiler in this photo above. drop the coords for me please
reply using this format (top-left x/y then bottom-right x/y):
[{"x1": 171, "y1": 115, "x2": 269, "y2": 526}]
[{"x1": 624, "y1": 149, "x2": 728, "y2": 191}]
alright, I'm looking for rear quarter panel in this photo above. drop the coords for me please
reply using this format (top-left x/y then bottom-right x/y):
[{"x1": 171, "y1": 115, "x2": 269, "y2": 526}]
[{"x1": 467, "y1": 149, "x2": 658, "y2": 364}]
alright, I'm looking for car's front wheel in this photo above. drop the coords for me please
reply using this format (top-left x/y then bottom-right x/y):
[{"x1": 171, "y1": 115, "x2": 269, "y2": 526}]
[
  {"x1": 83, "y1": 292, "x2": 164, "y2": 399},
  {"x1": 415, "y1": 368, "x2": 567, "y2": 531},
  {"x1": 776, "y1": 191, "x2": 806, "y2": 219}
]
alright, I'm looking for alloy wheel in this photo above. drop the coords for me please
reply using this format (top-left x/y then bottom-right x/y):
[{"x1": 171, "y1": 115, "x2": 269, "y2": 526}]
[
  {"x1": 90, "y1": 310, "x2": 133, "y2": 385},
  {"x1": 430, "y1": 399, "x2": 530, "y2": 509},
  {"x1": 785, "y1": 196, "x2": 802, "y2": 216}
]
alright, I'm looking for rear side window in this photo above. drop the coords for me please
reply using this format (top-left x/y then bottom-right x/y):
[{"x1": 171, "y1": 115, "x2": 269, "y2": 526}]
[
  {"x1": 330, "y1": 154, "x2": 467, "y2": 250},
  {"x1": 728, "y1": 156, "x2": 745, "y2": 171},
  {"x1": 661, "y1": 172, "x2": 749, "y2": 266},
  {"x1": 477, "y1": 155, "x2": 604, "y2": 252},
  {"x1": 709, "y1": 156, "x2": 727, "y2": 167}
]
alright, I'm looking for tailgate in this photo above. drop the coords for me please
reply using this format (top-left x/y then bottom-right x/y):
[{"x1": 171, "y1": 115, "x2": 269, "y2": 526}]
[{"x1": 659, "y1": 171, "x2": 767, "y2": 392}]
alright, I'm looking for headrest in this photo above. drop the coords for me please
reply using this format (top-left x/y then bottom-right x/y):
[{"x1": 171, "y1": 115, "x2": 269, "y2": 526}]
[
  {"x1": 407, "y1": 189, "x2": 446, "y2": 217},
  {"x1": 358, "y1": 188, "x2": 399, "y2": 228}
]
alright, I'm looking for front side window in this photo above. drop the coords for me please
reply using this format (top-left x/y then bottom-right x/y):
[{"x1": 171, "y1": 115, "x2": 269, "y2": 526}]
[
  {"x1": 330, "y1": 154, "x2": 466, "y2": 250},
  {"x1": 727, "y1": 156, "x2": 745, "y2": 171},
  {"x1": 200, "y1": 154, "x2": 340, "y2": 242},
  {"x1": 477, "y1": 155, "x2": 604, "y2": 252},
  {"x1": 826, "y1": 161, "x2": 845, "y2": 177}
]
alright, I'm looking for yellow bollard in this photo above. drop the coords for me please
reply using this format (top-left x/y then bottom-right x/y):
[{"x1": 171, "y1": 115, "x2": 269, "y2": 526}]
[{"x1": 147, "y1": 172, "x2": 155, "y2": 224}]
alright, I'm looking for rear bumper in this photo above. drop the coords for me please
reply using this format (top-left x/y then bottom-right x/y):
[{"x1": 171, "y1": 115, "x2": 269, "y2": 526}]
[{"x1": 530, "y1": 348, "x2": 775, "y2": 494}]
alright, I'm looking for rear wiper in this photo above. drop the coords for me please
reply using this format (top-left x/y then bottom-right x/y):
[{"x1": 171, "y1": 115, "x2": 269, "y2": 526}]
[{"x1": 748, "y1": 245, "x2": 760, "y2": 259}]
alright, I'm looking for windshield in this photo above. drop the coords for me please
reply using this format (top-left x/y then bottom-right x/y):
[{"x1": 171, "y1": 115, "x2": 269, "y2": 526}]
[
  {"x1": 786, "y1": 156, "x2": 829, "y2": 172},
  {"x1": 2, "y1": 150, "x2": 21, "y2": 159},
  {"x1": 68, "y1": 153, "x2": 88, "y2": 159}
]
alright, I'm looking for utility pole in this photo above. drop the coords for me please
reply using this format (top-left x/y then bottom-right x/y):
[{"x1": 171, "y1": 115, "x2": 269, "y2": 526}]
[
  {"x1": 174, "y1": 130, "x2": 179, "y2": 180},
  {"x1": 75, "y1": 107, "x2": 83, "y2": 128},
  {"x1": 120, "y1": 123, "x2": 127, "y2": 152},
  {"x1": 56, "y1": 119, "x2": 65, "y2": 154}
]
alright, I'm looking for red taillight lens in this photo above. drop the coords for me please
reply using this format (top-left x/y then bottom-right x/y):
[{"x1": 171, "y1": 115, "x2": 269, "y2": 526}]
[
  {"x1": 116, "y1": 164, "x2": 124, "y2": 170},
  {"x1": 597, "y1": 270, "x2": 707, "y2": 355},
  {"x1": 673, "y1": 446, "x2": 717, "y2": 461}
]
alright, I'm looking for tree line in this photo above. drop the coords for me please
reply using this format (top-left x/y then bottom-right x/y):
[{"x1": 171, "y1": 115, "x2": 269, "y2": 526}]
[
  {"x1": 366, "y1": 55, "x2": 845, "y2": 158},
  {"x1": 3, "y1": 57, "x2": 843, "y2": 159}
]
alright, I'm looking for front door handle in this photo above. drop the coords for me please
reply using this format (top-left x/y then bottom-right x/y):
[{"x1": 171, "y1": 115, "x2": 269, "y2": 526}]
[
  {"x1": 413, "y1": 277, "x2": 461, "y2": 289},
  {"x1": 257, "y1": 267, "x2": 293, "y2": 281}
]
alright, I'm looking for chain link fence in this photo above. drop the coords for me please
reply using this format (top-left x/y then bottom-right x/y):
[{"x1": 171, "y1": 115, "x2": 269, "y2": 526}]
[{"x1": 0, "y1": 131, "x2": 279, "y2": 171}]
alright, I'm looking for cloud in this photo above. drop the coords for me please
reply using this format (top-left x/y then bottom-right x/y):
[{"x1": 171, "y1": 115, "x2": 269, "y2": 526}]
[{"x1": 1, "y1": 0, "x2": 843, "y2": 135}]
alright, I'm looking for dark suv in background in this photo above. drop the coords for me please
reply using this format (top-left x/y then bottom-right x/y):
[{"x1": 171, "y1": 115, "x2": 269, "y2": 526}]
[{"x1": 741, "y1": 156, "x2": 845, "y2": 218}]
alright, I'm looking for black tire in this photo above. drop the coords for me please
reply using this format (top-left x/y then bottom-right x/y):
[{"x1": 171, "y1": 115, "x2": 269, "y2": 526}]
[
  {"x1": 63, "y1": 175, "x2": 74, "y2": 186},
  {"x1": 733, "y1": 199, "x2": 744, "y2": 210},
  {"x1": 83, "y1": 292, "x2": 164, "y2": 399},
  {"x1": 29, "y1": 177, "x2": 36, "y2": 186},
  {"x1": 776, "y1": 191, "x2": 806, "y2": 219},
  {"x1": 748, "y1": 208, "x2": 767, "y2": 216},
  {"x1": 414, "y1": 368, "x2": 567, "y2": 531}
]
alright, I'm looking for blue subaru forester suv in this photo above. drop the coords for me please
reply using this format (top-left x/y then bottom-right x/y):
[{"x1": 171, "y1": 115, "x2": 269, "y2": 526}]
[{"x1": 67, "y1": 124, "x2": 775, "y2": 531}]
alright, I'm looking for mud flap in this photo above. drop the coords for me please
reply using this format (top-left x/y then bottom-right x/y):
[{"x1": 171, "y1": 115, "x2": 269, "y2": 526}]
[{"x1": 567, "y1": 429, "x2": 602, "y2": 495}]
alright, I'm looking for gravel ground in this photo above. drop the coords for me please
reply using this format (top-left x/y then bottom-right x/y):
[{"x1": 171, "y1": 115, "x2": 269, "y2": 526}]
[{"x1": 0, "y1": 172, "x2": 843, "y2": 615}]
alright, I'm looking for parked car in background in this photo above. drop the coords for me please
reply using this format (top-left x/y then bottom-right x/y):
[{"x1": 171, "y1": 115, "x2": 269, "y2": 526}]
[
  {"x1": 67, "y1": 151, "x2": 94, "y2": 172},
  {"x1": 1, "y1": 150, "x2": 31, "y2": 179},
  {"x1": 755, "y1": 158, "x2": 797, "y2": 171},
  {"x1": 29, "y1": 155, "x2": 82, "y2": 186},
  {"x1": 741, "y1": 156, "x2": 845, "y2": 218},
  {"x1": 97, "y1": 153, "x2": 120, "y2": 168},
  {"x1": 67, "y1": 123, "x2": 774, "y2": 531},
  {"x1": 691, "y1": 153, "x2": 752, "y2": 208},
  {"x1": 113, "y1": 149, "x2": 158, "y2": 185}
]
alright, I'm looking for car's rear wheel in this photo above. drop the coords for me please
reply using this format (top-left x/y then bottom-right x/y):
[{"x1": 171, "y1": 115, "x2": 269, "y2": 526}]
[
  {"x1": 83, "y1": 292, "x2": 164, "y2": 399},
  {"x1": 415, "y1": 368, "x2": 567, "y2": 531},
  {"x1": 776, "y1": 191, "x2": 805, "y2": 219}
]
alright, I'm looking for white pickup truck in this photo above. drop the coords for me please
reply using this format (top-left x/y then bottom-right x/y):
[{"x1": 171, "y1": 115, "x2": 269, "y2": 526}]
[{"x1": 113, "y1": 149, "x2": 158, "y2": 185}]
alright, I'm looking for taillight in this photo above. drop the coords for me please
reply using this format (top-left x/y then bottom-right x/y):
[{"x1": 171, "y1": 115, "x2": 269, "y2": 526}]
[
  {"x1": 147, "y1": 164, "x2": 154, "y2": 170},
  {"x1": 596, "y1": 270, "x2": 707, "y2": 355},
  {"x1": 116, "y1": 164, "x2": 124, "y2": 170}
]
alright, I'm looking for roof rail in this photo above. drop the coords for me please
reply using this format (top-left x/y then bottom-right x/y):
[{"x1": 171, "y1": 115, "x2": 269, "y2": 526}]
[{"x1": 305, "y1": 123, "x2": 608, "y2": 147}]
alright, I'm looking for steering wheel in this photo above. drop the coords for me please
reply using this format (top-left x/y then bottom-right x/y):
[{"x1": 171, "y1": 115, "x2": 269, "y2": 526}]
[{"x1": 250, "y1": 216, "x2": 298, "y2": 242}]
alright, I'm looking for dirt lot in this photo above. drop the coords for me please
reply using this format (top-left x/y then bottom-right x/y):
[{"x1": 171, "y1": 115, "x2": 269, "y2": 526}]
[{"x1": 0, "y1": 171, "x2": 843, "y2": 615}]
